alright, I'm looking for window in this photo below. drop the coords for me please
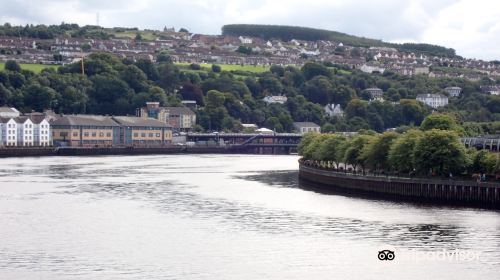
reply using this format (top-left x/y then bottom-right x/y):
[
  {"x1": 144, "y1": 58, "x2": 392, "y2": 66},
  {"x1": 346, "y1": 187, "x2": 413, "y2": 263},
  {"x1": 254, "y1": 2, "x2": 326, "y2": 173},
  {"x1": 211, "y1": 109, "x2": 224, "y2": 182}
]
[
  {"x1": 141, "y1": 133, "x2": 146, "y2": 137},
  {"x1": 148, "y1": 133, "x2": 153, "y2": 138},
  {"x1": 133, "y1": 133, "x2": 138, "y2": 137},
  {"x1": 99, "y1": 132, "x2": 104, "y2": 137},
  {"x1": 91, "y1": 132, "x2": 97, "y2": 137},
  {"x1": 73, "y1": 132, "x2": 78, "y2": 137},
  {"x1": 84, "y1": 132, "x2": 89, "y2": 137},
  {"x1": 106, "y1": 132, "x2": 111, "y2": 137},
  {"x1": 156, "y1": 133, "x2": 161, "y2": 137}
]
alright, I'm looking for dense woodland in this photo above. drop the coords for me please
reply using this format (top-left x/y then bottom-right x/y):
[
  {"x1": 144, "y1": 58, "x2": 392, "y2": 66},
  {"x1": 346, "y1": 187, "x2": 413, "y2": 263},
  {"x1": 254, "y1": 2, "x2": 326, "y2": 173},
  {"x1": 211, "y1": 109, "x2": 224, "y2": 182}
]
[
  {"x1": 0, "y1": 52, "x2": 499, "y2": 134},
  {"x1": 222, "y1": 24, "x2": 457, "y2": 57}
]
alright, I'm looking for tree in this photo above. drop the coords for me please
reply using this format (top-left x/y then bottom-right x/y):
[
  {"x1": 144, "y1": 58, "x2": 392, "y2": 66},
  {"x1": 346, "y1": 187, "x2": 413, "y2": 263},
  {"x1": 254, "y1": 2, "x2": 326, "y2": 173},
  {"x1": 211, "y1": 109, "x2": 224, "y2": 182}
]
[
  {"x1": 157, "y1": 62, "x2": 179, "y2": 92},
  {"x1": 179, "y1": 82, "x2": 204, "y2": 106},
  {"x1": 0, "y1": 84, "x2": 12, "y2": 106},
  {"x1": 120, "y1": 65, "x2": 148, "y2": 92},
  {"x1": 4, "y1": 60, "x2": 21, "y2": 72},
  {"x1": 270, "y1": 65, "x2": 285, "y2": 77},
  {"x1": 413, "y1": 129, "x2": 470, "y2": 176},
  {"x1": 22, "y1": 83, "x2": 59, "y2": 111},
  {"x1": 318, "y1": 134, "x2": 346, "y2": 168},
  {"x1": 298, "y1": 132, "x2": 320, "y2": 159},
  {"x1": 135, "y1": 33, "x2": 142, "y2": 41},
  {"x1": 332, "y1": 85, "x2": 355, "y2": 108},
  {"x1": 360, "y1": 131, "x2": 399, "y2": 171},
  {"x1": 420, "y1": 113, "x2": 460, "y2": 131},
  {"x1": 304, "y1": 76, "x2": 332, "y2": 105},
  {"x1": 156, "y1": 51, "x2": 173, "y2": 63},
  {"x1": 399, "y1": 99, "x2": 428, "y2": 125},
  {"x1": 301, "y1": 62, "x2": 330, "y2": 80},
  {"x1": 388, "y1": 129, "x2": 423, "y2": 173},
  {"x1": 211, "y1": 64, "x2": 222, "y2": 73},
  {"x1": 135, "y1": 59, "x2": 159, "y2": 81},
  {"x1": 343, "y1": 134, "x2": 374, "y2": 171},
  {"x1": 179, "y1": 28, "x2": 189, "y2": 33},
  {"x1": 259, "y1": 76, "x2": 283, "y2": 95}
]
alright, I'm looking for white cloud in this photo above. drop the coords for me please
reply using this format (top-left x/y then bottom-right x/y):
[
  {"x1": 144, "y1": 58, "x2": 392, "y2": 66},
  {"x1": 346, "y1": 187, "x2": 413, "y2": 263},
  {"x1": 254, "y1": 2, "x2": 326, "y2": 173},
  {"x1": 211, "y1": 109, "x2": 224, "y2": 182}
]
[{"x1": 0, "y1": 0, "x2": 499, "y2": 60}]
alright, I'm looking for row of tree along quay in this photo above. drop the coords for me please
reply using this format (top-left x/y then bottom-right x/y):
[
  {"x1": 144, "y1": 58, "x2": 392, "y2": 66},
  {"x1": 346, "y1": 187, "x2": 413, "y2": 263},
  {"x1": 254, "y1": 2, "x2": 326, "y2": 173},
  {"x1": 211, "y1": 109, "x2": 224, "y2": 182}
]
[
  {"x1": 1, "y1": 53, "x2": 499, "y2": 134},
  {"x1": 298, "y1": 113, "x2": 500, "y2": 182}
]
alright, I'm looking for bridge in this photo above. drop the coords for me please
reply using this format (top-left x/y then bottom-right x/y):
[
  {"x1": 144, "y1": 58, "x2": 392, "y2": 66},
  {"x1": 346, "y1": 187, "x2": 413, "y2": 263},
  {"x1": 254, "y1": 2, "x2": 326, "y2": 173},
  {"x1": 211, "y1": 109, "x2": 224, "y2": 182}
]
[
  {"x1": 462, "y1": 137, "x2": 500, "y2": 152},
  {"x1": 186, "y1": 133, "x2": 500, "y2": 154},
  {"x1": 187, "y1": 133, "x2": 302, "y2": 154}
]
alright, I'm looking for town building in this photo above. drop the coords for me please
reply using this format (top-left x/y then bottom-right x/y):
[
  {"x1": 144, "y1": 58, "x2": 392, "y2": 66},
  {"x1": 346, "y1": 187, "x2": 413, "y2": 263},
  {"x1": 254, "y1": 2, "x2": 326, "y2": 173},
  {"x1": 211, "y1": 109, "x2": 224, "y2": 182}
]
[
  {"x1": 136, "y1": 102, "x2": 196, "y2": 132},
  {"x1": 444, "y1": 86, "x2": 462, "y2": 97},
  {"x1": 51, "y1": 115, "x2": 120, "y2": 147},
  {"x1": 416, "y1": 94, "x2": 449, "y2": 109},
  {"x1": 293, "y1": 122, "x2": 321, "y2": 134},
  {"x1": 364, "y1": 87, "x2": 384, "y2": 102},
  {"x1": 32, "y1": 118, "x2": 51, "y2": 146},
  {"x1": 0, "y1": 107, "x2": 20, "y2": 118},
  {"x1": 324, "y1": 104, "x2": 344, "y2": 118},
  {"x1": 16, "y1": 117, "x2": 34, "y2": 146},
  {"x1": 165, "y1": 107, "x2": 196, "y2": 132},
  {"x1": 0, "y1": 117, "x2": 17, "y2": 146},
  {"x1": 480, "y1": 85, "x2": 500, "y2": 95},
  {"x1": 136, "y1": 102, "x2": 169, "y2": 123},
  {"x1": 263, "y1": 95, "x2": 287, "y2": 104},
  {"x1": 112, "y1": 116, "x2": 172, "y2": 146}
]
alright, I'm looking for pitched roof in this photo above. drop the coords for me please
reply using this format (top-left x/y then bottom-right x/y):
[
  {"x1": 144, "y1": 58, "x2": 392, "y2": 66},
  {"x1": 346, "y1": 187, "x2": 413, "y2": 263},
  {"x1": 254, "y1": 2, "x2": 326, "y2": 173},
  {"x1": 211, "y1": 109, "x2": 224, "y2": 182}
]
[
  {"x1": 416, "y1": 93, "x2": 447, "y2": 99},
  {"x1": 166, "y1": 107, "x2": 195, "y2": 115},
  {"x1": 293, "y1": 122, "x2": 320, "y2": 128},
  {"x1": 112, "y1": 116, "x2": 171, "y2": 128},
  {"x1": 51, "y1": 115, "x2": 120, "y2": 127},
  {"x1": 0, "y1": 107, "x2": 19, "y2": 113}
]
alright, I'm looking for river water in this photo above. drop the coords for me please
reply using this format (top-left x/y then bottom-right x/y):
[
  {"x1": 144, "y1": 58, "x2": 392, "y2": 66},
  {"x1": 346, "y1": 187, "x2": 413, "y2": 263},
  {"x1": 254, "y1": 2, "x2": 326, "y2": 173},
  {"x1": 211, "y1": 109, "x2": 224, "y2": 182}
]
[{"x1": 0, "y1": 155, "x2": 499, "y2": 279}]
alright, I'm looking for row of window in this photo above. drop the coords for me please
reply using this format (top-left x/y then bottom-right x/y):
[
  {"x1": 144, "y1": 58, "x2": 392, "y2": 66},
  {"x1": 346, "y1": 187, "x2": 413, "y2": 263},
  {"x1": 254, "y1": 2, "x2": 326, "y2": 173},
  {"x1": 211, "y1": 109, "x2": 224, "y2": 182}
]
[{"x1": 133, "y1": 133, "x2": 162, "y2": 138}]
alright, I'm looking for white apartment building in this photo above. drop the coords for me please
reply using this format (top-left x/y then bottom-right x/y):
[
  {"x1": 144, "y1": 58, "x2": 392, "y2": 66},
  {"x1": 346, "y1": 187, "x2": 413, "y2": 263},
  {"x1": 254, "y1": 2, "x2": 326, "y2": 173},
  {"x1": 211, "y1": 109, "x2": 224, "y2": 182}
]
[
  {"x1": 17, "y1": 117, "x2": 35, "y2": 146},
  {"x1": 0, "y1": 111, "x2": 52, "y2": 147},
  {"x1": 33, "y1": 119, "x2": 51, "y2": 146},
  {"x1": 1, "y1": 118, "x2": 18, "y2": 146},
  {"x1": 416, "y1": 94, "x2": 449, "y2": 109}
]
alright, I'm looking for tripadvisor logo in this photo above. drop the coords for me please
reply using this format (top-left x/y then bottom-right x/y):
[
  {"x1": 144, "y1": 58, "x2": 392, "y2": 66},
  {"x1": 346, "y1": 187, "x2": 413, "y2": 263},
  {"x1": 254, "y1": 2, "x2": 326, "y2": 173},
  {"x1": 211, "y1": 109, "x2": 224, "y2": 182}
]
[
  {"x1": 377, "y1": 247, "x2": 481, "y2": 262},
  {"x1": 378, "y1": 250, "x2": 395, "y2": 261}
]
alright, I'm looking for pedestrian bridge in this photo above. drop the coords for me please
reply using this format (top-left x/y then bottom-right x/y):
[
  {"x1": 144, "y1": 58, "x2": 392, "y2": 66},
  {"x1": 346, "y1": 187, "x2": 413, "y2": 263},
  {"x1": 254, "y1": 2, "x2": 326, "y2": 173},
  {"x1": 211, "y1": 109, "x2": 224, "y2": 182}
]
[{"x1": 462, "y1": 137, "x2": 500, "y2": 152}]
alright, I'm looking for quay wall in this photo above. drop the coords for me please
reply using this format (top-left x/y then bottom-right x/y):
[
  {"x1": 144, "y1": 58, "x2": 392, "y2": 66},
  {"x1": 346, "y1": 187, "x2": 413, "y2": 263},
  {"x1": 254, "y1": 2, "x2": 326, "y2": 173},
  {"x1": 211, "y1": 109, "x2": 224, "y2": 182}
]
[
  {"x1": 299, "y1": 163, "x2": 500, "y2": 209},
  {"x1": 0, "y1": 146, "x2": 248, "y2": 158}
]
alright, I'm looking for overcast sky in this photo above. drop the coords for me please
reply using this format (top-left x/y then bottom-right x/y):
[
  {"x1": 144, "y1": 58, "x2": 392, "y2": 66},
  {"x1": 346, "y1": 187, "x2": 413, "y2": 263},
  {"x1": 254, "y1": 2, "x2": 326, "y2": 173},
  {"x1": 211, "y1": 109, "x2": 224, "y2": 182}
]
[{"x1": 1, "y1": 0, "x2": 499, "y2": 60}]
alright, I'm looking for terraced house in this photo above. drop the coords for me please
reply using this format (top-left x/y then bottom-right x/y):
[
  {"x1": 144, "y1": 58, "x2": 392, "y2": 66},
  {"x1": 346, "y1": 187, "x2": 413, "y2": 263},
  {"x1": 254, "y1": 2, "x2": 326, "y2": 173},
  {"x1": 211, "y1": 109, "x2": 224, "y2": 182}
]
[{"x1": 0, "y1": 114, "x2": 52, "y2": 147}]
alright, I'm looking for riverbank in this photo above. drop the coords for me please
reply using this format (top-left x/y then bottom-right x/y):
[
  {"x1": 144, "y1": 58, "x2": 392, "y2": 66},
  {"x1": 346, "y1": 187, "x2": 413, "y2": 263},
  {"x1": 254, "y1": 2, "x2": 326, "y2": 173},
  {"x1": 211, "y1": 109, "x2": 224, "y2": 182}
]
[{"x1": 299, "y1": 163, "x2": 500, "y2": 209}]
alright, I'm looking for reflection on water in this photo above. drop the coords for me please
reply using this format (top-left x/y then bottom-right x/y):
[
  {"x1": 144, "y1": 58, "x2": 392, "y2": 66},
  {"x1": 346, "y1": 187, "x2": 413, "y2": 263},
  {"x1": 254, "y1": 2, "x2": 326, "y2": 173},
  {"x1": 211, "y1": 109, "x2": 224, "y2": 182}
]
[{"x1": 0, "y1": 155, "x2": 499, "y2": 280}]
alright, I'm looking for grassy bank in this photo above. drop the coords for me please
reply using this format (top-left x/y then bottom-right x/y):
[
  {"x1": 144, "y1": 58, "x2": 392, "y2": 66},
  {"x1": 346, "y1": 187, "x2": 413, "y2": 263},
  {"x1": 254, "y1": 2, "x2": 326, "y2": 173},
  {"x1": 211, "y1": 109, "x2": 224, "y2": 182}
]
[
  {"x1": 0, "y1": 63, "x2": 59, "y2": 73},
  {"x1": 176, "y1": 62, "x2": 270, "y2": 73}
]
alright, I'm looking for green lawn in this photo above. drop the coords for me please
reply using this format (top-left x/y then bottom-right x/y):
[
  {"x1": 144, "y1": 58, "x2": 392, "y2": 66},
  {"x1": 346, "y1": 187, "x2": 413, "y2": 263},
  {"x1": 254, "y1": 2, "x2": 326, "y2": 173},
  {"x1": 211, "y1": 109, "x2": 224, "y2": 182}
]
[
  {"x1": 176, "y1": 62, "x2": 270, "y2": 73},
  {"x1": 0, "y1": 63, "x2": 59, "y2": 73},
  {"x1": 111, "y1": 30, "x2": 159, "y2": 41}
]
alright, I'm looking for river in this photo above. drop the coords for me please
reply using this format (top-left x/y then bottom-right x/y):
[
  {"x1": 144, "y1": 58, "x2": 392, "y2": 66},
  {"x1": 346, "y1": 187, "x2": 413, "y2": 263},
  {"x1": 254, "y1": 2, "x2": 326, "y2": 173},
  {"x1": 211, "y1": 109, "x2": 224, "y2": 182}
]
[{"x1": 0, "y1": 154, "x2": 499, "y2": 279}]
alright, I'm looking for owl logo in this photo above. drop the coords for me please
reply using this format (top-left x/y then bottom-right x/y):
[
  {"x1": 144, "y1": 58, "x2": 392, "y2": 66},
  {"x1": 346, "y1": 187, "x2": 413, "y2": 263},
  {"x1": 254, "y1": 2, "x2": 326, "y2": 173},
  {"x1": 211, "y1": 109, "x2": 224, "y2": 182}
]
[{"x1": 378, "y1": 250, "x2": 395, "y2": 261}]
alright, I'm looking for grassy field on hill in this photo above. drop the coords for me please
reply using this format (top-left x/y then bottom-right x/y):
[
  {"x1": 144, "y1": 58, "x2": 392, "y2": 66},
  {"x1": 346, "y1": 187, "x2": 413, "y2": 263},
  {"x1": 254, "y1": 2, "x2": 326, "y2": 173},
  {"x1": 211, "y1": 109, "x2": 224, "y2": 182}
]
[
  {"x1": 0, "y1": 63, "x2": 59, "y2": 73},
  {"x1": 176, "y1": 63, "x2": 270, "y2": 73}
]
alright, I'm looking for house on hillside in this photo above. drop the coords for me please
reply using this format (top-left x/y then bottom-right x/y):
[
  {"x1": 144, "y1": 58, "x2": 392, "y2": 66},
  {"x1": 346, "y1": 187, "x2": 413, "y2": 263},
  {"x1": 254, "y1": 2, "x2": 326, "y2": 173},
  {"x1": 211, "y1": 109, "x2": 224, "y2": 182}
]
[
  {"x1": 416, "y1": 93, "x2": 449, "y2": 109},
  {"x1": 293, "y1": 122, "x2": 321, "y2": 134},
  {"x1": 324, "y1": 104, "x2": 344, "y2": 118},
  {"x1": 444, "y1": 86, "x2": 462, "y2": 97}
]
